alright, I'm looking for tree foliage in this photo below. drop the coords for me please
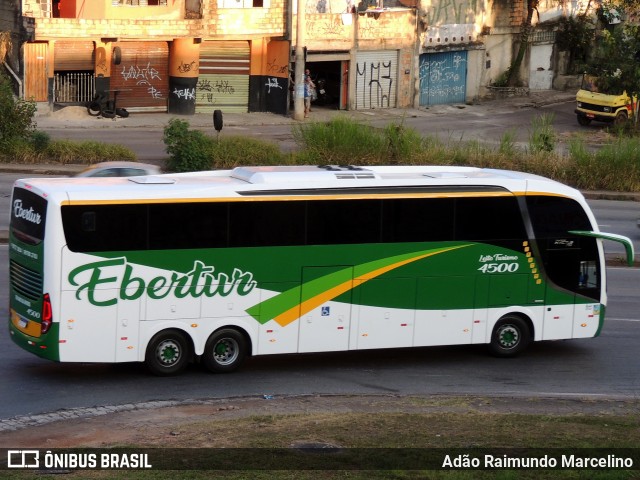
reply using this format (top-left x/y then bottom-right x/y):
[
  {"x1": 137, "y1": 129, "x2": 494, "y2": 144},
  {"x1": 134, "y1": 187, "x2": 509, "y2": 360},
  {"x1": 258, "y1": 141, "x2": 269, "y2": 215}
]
[
  {"x1": 556, "y1": 15, "x2": 595, "y2": 73},
  {"x1": 585, "y1": 24, "x2": 640, "y2": 99}
]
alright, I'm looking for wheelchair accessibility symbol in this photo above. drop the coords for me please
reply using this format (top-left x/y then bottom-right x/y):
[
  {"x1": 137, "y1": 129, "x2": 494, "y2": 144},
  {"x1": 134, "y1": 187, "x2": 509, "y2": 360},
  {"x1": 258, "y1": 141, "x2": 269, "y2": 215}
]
[{"x1": 321, "y1": 306, "x2": 330, "y2": 316}]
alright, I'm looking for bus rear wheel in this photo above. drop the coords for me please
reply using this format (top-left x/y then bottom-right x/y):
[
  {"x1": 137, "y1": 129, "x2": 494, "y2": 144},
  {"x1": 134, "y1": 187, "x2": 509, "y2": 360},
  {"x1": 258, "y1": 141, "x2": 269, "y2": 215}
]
[
  {"x1": 489, "y1": 316, "x2": 530, "y2": 357},
  {"x1": 145, "y1": 330, "x2": 190, "y2": 376},
  {"x1": 203, "y1": 328, "x2": 247, "y2": 373}
]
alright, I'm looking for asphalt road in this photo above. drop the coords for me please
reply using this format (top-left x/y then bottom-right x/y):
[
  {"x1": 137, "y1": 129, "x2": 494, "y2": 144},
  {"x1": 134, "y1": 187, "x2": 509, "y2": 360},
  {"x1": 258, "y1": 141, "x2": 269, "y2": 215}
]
[
  {"x1": 1, "y1": 96, "x2": 638, "y2": 424},
  {"x1": 1, "y1": 243, "x2": 639, "y2": 423}
]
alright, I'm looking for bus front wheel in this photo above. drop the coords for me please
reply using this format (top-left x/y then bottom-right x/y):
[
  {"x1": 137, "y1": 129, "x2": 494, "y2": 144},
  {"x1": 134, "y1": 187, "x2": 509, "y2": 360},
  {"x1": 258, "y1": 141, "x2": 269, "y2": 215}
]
[
  {"x1": 145, "y1": 330, "x2": 191, "y2": 376},
  {"x1": 489, "y1": 316, "x2": 531, "y2": 357},
  {"x1": 203, "y1": 328, "x2": 247, "y2": 373}
]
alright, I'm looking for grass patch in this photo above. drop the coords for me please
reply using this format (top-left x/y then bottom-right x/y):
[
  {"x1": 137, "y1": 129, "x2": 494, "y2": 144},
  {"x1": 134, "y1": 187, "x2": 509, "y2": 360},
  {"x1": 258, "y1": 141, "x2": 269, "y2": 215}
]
[
  {"x1": 163, "y1": 115, "x2": 640, "y2": 192},
  {"x1": 0, "y1": 137, "x2": 136, "y2": 164}
]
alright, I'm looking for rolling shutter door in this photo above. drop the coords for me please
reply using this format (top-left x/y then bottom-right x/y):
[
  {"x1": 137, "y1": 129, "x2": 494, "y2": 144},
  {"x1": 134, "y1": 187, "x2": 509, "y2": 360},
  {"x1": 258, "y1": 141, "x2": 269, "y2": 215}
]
[
  {"x1": 54, "y1": 41, "x2": 95, "y2": 71},
  {"x1": 196, "y1": 40, "x2": 250, "y2": 113},
  {"x1": 354, "y1": 50, "x2": 398, "y2": 110},
  {"x1": 419, "y1": 51, "x2": 468, "y2": 106},
  {"x1": 110, "y1": 41, "x2": 169, "y2": 112}
]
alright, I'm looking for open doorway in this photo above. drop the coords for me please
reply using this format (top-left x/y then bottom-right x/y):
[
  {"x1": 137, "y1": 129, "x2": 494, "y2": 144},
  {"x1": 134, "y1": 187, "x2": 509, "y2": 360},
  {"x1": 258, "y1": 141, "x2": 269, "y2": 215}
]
[{"x1": 305, "y1": 60, "x2": 345, "y2": 110}]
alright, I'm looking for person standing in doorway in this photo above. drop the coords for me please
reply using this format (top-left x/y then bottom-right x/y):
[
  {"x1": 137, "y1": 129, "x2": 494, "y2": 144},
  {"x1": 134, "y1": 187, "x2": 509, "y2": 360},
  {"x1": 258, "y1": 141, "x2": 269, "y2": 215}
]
[{"x1": 304, "y1": 69, "x2": 315, "y2": 118}]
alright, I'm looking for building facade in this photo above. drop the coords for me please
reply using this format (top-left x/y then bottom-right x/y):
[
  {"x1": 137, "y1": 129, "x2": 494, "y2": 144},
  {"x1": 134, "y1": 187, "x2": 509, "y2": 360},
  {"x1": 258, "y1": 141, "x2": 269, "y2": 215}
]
[{"x1": 1, "y1": 0, "x2": 578, "y2": 115}]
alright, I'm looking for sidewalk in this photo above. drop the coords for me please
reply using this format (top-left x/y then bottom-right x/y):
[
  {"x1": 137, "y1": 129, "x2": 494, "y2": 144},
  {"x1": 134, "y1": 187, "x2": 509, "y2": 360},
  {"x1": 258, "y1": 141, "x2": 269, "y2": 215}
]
[{"x1": 31, "y1": 89, "x2": 577, "y2": 131}]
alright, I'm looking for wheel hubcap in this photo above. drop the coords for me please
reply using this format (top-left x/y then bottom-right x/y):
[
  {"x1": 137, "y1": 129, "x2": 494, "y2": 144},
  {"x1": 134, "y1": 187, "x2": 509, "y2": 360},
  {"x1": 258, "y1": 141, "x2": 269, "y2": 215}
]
[
  {"x1": 213, "y1": 338, "x2": 239, "y2": 365},
  {"x1": 498, "y1": 325, "x2": 519, "y2": 349},
  {"x1": 157, "y1": 340, "x2": 181, "y2": 366}
]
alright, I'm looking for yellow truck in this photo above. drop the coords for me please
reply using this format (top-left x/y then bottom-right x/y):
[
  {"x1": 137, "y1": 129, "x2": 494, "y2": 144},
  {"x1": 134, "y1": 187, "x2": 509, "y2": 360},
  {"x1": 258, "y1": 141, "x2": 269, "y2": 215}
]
[{"x1": 575, "y1": 74, "x2": 636, "y2": 126}]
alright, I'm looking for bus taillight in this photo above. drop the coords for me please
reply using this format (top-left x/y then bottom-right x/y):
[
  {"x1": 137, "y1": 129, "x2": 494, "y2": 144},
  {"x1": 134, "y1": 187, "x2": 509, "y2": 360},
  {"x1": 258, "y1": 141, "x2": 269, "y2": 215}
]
[{"x1": 41, "y1": 293, "x2": 52, "y2": 334}]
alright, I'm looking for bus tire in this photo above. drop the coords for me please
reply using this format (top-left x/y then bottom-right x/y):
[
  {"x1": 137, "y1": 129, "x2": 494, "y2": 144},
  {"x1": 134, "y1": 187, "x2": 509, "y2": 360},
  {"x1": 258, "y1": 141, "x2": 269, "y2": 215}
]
[
  {"x1": 145, "y1": 330, "x2": 191, "y2": 376},
  {"x1": 489, "y1": 316, "x2": 530, "y2": 357},
  {"x1": 202, "y1": 328, "x2": 246, "y2": 373}
]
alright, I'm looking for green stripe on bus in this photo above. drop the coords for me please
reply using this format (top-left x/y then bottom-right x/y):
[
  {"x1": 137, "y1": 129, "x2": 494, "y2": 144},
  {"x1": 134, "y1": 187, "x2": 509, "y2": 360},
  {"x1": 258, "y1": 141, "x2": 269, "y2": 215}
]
[{"x1": 246, "y1": 245, "x2": 470, "y2": 326}]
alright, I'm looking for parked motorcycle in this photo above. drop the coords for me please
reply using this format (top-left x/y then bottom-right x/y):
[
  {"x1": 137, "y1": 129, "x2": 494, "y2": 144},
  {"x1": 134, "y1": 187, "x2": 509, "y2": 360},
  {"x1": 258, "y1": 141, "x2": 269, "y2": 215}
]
[{"x1": 313, "y1": 78, "x2": 333, "y2": 106}]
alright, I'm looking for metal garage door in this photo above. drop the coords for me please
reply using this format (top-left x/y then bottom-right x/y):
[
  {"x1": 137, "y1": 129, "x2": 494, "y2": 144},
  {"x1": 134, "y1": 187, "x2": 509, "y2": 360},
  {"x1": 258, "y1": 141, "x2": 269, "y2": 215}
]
[
  {"x1": 354, "y1": 50, "x2": 398, "y2": 110},
  {"x1": 54, "y1": 41, "x2": 94, "y2": 71},
  {"x1": 196, "y1": 40, "x2": 250, "y2": 113},
  {"x1": 110, "y1": 41, "x2": 169, "y2": 112},
  {"x1": 419, "y1": 51, "x2": 467, "y2": 106}
]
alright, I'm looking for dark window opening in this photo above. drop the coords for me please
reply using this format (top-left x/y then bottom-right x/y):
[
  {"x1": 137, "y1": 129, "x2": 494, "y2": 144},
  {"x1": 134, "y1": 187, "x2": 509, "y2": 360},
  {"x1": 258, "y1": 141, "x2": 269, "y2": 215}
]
[{"x1": 526, "y1": 195, "x2": 599, "y2": 299}]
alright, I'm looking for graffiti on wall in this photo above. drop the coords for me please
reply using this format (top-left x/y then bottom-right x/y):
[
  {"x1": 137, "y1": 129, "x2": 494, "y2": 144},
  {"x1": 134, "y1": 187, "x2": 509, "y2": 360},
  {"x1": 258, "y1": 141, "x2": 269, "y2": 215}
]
[
  {"x1": 422, "y1": 0, "x2": 479, "y2": 26},
  {"x1": 265, "y1": 77, "x2": 285, "y2": 94},
  {"x1": 119, "y1": 62, "x2": 164, "y2": 99},
  {"x1": 177, "y1": 60, "x2": 199, "y2": 74},
  {"x1": 197, "y1": 78, "x2": 236, "y2": 104},
  {"x1": 355, "y1": 59, "x2": 395, "y2": 109},
  {"x1": 307, "y1": 16, "x2": 349, "y2": 38},
  {"x1": 172, "y1": 87, "x2": 196, "y2": 100},
  {"x1": 419, "y1": 51, "x2": 467, "y2": 106},
  {"x1": 195, "y1": 74, "x2": 248, "y2": 112},
  {"x1": 267, "y1": 58, "x2": 288, "y2": 75}
]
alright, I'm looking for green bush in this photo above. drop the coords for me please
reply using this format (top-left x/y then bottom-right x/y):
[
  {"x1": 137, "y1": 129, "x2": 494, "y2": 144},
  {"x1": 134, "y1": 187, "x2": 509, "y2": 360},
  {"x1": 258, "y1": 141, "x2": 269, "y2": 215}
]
[
  {"x1": 31, "y1": 130, "x2": 51, "y2": 152},
  {"x1": 164, "y1": 119, "x2": 213, "y2": 172},
  {"x1": 164, "y1": 119, "x2": 288, "y2": 172},
  {"x1": 0, "y1": 71, "x2": 36, "y2": 145}
]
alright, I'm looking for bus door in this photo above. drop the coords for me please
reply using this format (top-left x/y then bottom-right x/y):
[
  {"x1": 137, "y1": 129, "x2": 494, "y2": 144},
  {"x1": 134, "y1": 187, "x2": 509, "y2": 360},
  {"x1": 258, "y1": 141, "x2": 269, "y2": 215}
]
[
  {"x1": 541, "y1": 248, "x2": 599, "y2": 340},
  {"x1": 353, "y1": 277, "x2": 415, "y2": 350},
  {"x1": 540, "y1": 247, "x2": 579, "y2": 340},
  {"x1": 298, "y1": 266, "x2": 353, "y2": 353}
]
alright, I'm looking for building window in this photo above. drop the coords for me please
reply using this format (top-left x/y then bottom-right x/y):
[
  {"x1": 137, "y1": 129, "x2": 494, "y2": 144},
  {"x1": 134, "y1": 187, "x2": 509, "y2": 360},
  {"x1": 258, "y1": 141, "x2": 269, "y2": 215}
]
[
  {"x1": 112, "y1": 0, "x2": 168, "y2": 6},
  {"x1": 217, "y1": 0, "x2": 269, "y2": 8}
]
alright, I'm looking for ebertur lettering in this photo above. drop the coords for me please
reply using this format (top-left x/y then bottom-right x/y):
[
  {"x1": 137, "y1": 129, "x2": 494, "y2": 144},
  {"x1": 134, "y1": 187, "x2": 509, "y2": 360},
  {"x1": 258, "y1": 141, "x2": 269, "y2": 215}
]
[
  {"x1": 68, "y1": 258, "x2": 256, "y2": 307},
  {"x1": 13, "y1": 199, "x2": 42, "y2": 225}
]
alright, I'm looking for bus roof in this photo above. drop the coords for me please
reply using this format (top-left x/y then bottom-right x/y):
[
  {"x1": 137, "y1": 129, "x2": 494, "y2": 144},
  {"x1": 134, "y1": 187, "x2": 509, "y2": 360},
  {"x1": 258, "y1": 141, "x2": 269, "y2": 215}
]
[{"x1": 15, "y1": 165, "x2": 580, "y2": 204}]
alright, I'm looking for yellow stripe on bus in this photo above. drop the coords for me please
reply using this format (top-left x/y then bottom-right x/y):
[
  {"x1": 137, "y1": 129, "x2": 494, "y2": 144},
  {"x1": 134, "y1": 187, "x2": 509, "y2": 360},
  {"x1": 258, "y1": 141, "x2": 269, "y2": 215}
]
[{"x1": 272, "y1": 246, "x2": 467, "y2": 327}]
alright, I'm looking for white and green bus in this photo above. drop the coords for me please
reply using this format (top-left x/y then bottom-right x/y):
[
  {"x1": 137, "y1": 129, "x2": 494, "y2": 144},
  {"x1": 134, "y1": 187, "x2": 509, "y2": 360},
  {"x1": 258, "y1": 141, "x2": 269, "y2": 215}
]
[{"x1": 9, "y1": 165, "x2": 634, "y2": 375}]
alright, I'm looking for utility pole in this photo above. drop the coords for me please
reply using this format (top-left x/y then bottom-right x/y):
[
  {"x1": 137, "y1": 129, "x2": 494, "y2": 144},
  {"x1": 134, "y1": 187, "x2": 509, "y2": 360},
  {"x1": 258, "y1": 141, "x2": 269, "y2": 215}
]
[{"x1": 293, "y1": 0, "x2": 306, "y2": 121}]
